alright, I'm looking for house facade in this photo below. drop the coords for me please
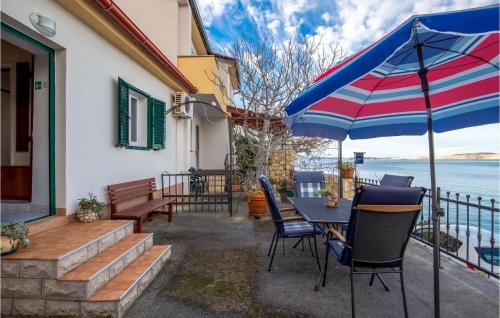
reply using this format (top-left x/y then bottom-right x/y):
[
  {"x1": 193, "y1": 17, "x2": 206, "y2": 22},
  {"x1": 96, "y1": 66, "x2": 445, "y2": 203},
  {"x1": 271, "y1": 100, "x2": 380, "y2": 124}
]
[{"x1": 1, "y1": 0, "x2": 238, "y2": 222}]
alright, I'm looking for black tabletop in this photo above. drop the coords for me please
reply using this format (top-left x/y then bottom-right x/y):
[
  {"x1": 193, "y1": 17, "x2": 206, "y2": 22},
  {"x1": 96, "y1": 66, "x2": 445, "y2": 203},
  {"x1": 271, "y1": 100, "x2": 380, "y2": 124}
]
[{"x1": 288, "y1": 197, "x2": 352, "y2": 224}]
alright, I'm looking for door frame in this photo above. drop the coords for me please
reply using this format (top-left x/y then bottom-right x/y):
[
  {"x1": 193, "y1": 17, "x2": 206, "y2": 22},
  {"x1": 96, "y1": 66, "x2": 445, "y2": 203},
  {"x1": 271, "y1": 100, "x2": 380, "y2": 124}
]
[{"x1": 1, "y1": 22, "x2": 56, "y2": 218}]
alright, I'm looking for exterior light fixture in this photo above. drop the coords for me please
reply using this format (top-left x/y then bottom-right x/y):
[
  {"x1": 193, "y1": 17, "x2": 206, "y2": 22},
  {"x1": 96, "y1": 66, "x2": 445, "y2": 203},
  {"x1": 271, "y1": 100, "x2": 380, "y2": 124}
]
[{"x1": 29, "y1": 13, "x2": 56, "y2": 37}]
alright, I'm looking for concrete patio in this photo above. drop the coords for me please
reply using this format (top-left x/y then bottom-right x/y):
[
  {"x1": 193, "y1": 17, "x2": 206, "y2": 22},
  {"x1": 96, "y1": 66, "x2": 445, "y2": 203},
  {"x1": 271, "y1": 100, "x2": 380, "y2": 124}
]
[{"x1": 127, "y1": 211, "x2": 499, "y2": 318}]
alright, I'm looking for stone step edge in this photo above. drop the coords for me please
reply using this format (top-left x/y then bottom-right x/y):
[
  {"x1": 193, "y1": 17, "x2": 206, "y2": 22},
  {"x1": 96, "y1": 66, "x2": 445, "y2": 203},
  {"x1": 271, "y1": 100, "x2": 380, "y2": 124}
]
[
  {"x1": 59, "y1": 233, "x2": 153, "y2": 282},
  {"x1": 89, "y1": 245, "x2": 171, "y2": 302},
  {"x1": 57, "y1": 221, "x2": 135, "y2": 261}
]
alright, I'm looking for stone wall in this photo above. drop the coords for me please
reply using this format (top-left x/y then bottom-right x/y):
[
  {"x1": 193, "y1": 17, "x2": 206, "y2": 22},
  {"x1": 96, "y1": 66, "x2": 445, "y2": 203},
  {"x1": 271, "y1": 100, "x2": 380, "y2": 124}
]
[{"x1": 267, "y1": 149, "x2": 296, "y2": 184}]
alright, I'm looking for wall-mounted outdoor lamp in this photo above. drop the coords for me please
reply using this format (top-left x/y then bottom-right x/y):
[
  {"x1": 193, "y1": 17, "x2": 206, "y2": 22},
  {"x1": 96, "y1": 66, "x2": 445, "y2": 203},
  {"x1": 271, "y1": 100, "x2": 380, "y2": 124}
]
[{"x1": 29, "y1": 13, "x2": 56, "y2": 37}]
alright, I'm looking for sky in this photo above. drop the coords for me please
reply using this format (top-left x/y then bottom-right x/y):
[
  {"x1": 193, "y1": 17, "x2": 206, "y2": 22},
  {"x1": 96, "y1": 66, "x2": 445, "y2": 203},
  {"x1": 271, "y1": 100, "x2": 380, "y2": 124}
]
[{"x1": 196, "y1": 0, "x2": 500, "y2": 158}]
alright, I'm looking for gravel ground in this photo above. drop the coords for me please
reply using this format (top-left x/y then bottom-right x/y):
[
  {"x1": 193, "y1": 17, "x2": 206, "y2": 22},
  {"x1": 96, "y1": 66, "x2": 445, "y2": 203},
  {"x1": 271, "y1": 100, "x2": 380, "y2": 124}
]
[{"x1": 125, "y1": 209, "x2": 499, "y2": 318}]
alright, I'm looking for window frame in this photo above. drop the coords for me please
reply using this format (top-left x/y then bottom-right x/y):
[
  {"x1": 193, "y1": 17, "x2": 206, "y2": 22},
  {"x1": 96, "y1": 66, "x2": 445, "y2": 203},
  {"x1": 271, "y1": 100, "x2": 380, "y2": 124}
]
[{"x1": 117, "y1": 78, "x2": 166, "y2": 151}]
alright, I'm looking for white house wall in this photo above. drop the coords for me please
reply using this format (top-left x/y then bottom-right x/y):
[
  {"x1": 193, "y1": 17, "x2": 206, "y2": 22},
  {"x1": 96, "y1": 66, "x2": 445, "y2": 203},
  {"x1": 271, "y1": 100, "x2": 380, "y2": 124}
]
[
  {"x1": 1, "y1": 0, "x2": 192, "y2": 214},
  {"x1": 199, "y1": 118, "x2": 229, "y2": 170}
]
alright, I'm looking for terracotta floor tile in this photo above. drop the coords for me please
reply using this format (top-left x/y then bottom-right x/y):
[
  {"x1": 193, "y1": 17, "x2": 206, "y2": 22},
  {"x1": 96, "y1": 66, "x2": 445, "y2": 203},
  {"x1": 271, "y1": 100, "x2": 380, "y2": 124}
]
[{"x1": 2, "y1": 220, "x2": 131, "y2": 260}]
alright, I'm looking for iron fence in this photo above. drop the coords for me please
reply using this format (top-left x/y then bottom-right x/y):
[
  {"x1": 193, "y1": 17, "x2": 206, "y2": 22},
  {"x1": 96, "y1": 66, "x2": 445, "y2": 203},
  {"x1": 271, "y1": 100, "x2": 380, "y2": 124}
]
[
  {"x1": 355, "y1": 177, "x2": 499, "y2": 278},
  {"x1": 161, "y1": 169, "x2": 233, "y2": 216}
]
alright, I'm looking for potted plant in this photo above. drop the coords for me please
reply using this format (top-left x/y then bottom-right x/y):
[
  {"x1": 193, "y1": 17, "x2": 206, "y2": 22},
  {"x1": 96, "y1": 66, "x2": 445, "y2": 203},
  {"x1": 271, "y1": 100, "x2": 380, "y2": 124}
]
[
  {"x1": 337, "y1": 162, "x2": 355, "y2": 179},
  {"x1": 318, "y1": 187, "x2": 339, "y2": 208},
  {"x1": 77, "y1": 192, "x2": 105, "y2": 223},
  {"x1": 1, "y1": 222, "x2": 30, "y2": 256},
  {"x1": 246, "y1": 187, "x2": 268, "y2": 217}
]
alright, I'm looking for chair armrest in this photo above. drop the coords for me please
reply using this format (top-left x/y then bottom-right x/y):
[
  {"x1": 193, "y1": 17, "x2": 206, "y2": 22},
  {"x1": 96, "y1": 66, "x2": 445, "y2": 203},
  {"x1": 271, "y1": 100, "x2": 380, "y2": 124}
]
[
  {"x1": 282, "y1": 216, "x2": 304, "y2": 221},
  {"x1": 328, "y1": 228, "x2": 346, "y2": 244},
  {"x1": 280, "y1": 207, "x2": 296, "y2": 212}
]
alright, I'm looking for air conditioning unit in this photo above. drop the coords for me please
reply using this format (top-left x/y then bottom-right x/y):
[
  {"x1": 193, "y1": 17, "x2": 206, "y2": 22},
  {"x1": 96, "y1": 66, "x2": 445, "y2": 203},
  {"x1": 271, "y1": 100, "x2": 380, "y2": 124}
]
[{"x1": 173, "y1": 92, "x2": 194, "y2": 119}]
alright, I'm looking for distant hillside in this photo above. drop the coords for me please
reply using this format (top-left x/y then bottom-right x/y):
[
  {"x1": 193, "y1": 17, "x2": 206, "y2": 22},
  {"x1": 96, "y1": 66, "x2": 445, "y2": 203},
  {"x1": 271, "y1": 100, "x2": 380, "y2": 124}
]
[{"x1": 415, "y1": 152, "x2": 500, "y2": 160}]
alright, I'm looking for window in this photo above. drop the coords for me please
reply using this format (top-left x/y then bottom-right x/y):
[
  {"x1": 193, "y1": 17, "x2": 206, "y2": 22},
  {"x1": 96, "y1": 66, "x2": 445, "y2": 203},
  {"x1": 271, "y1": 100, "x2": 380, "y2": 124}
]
[{"x1": 117, "y1": 78, "x2": 166, "y2": 150}]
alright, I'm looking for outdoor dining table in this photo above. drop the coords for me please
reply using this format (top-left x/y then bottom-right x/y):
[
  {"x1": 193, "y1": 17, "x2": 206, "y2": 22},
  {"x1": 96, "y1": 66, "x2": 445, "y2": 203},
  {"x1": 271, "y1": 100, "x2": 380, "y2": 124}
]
[
  {"x1": 288, "y1": 196, "x2": 353, "y2": 290},
  {"x1": 288, "y1": 197, "x2": 352, "y2": 224}
]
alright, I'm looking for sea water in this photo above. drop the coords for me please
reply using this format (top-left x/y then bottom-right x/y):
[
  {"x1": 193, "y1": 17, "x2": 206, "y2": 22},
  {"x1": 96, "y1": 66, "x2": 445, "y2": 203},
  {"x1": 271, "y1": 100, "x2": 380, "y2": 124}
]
[{"x1": 356, "y1": 159, "x2": 499, "y2": 234}]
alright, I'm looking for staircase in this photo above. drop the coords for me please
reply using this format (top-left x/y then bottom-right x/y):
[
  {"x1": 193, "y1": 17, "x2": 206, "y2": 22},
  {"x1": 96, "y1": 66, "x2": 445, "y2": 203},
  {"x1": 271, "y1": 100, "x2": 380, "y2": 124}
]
[{"x1": 1, "y1": 220, "x2": 171, "y2": 317}]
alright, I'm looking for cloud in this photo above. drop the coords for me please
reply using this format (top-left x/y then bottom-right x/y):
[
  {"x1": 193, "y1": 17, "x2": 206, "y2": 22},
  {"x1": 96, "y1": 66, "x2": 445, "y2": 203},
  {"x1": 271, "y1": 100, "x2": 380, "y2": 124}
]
[
  {"x1": 321, "y1": 12, "x2": 331, "y2": 23},
  {"x1": 322, "y1": 0, "x2": 496, "y2": 53},
  {"x1": 196, "y1": 0, "x2": 236, "y2": 26}
]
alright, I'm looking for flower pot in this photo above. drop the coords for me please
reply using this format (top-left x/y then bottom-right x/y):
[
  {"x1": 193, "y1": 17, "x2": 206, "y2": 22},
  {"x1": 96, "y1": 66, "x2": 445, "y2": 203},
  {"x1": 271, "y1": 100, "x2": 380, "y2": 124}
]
[
  {"x1": 248, "y1": 194, "x2": 268, "y2": 216},
  {"x1": 342, "y1": 168, "x2": 355, "y2": 179},
  {"x1": 77, "y1": 208, "x2": 100, "y2": 223},
  {"x1": 0, "y1": 237, "x2": 20, "y2": 256}
]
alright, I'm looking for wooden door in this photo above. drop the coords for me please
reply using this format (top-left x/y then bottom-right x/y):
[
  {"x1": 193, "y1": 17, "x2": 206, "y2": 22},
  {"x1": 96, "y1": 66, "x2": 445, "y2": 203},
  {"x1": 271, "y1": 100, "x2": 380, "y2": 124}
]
[
  {"x1": 1, "y1": 166, "x2": 32, "y2": 200},
  {"x1": 1, "y1": 62, "x2": 32, "y2": 201}
]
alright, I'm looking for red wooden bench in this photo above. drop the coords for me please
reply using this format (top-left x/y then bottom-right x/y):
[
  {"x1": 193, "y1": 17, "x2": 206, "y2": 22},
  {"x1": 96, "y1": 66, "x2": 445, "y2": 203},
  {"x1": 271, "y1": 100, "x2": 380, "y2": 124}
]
[{"x1": 108, "y1": 178, "x2": 174, "y2": 232}]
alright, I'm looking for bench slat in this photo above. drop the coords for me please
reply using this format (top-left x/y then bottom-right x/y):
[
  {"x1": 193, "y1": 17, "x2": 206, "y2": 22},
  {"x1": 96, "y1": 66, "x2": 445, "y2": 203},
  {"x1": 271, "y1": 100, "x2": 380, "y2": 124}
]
[
  {"x1": 117, "y1": 199, "x2": 174, "y2": 217},
  {"x1": 109, "y1": 186, "x2": 156, "y2": 204},
  {"x1": 108, "y1": 178, "x2": 156, "y2": 191}
]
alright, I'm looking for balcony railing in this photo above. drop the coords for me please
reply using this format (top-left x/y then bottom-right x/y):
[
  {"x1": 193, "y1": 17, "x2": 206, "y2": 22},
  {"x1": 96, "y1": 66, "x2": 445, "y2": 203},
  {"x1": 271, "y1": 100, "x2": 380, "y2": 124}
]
[{"x1": 355, "y1": 177, "x2": 499, "y2": 278}]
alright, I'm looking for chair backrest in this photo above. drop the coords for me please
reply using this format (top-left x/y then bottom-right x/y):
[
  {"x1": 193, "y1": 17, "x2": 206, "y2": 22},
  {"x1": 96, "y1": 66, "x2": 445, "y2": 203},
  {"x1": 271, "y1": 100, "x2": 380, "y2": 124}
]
[
  {"x1": 293, "y1": 171, "x2": 325, "y2": 197},
  {"x1": 339, "y1": 185, "x2": 426, "y2": 266},
  {"x1": 379, "y1": 174, "x2": 414, "y2": 187},
  {"x1": 259, "y1": 175, "x2": 285, "y2": 234}
]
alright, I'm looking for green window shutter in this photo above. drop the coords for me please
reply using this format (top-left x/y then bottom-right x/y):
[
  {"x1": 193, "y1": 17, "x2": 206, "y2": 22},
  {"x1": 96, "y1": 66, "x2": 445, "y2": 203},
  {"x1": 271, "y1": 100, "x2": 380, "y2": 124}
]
[
  {"x1": 151, "y1": 98, "x2": 166, "y2": 149},
  {"x1": 118, "y1": 78, "x2": 129, "y2": 147}
]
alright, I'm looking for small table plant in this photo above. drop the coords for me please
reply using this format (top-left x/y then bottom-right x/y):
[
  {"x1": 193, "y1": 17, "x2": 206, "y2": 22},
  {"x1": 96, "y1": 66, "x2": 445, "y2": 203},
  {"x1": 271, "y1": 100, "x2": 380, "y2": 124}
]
[
  {"x1": 1, "y1": 222, "x2": 30, "y2": 256},
  {"x1": 77, "y1": 192, "x2": 105, "y2": 223},
  {"x1": 318, "y1": 187, "x2": 339, "y2": 208}
]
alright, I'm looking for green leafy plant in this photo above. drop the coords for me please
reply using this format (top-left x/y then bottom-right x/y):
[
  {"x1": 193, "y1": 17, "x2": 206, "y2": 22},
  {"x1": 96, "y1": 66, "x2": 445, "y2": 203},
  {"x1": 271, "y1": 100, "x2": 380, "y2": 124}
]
[
  {"x1": 336, "y1": 162, "x2": 354, "y2": 170},
  {"x1": 78, "y1": 192, "x2": 105, "y2": 216},
  {"x1": 1, "y1": 222, "x2": 30, "y2": 248},
  {"x1": 318, "y1": 187, "x2": 335, "y2": 196}
]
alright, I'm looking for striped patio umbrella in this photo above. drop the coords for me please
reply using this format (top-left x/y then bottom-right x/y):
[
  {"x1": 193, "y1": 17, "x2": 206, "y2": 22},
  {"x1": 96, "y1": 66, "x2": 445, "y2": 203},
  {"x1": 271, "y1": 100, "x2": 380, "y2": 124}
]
[{"x1": 283, "y1": 5, "x2": 499, "y2": 318}]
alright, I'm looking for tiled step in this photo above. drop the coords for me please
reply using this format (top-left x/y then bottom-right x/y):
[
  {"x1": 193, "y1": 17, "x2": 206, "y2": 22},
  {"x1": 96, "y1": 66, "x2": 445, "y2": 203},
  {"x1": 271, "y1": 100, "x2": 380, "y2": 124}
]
[
  {"x1": 39, "y1": 233, "x2": 154, "y2": 301},
  {"x1": 82, "y1": 245, "x2": 171, "y2": 318},
  {"x1": 1, "y1": 220, "x2": 135, "y2": 279}
]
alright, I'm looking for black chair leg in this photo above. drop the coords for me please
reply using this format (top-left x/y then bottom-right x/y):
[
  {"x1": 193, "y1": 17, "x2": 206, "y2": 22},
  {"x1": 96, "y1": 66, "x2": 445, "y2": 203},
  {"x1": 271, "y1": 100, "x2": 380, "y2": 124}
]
[
  {"x1": 307, "y1": 237, "x2": 314, "y2": 257},
  {"x1": 292, "y1": 238, "x2": 303, "y2": 249},
  {"x1": 282, "y1": 237, "x2": 285, "y2": 257},
  {"x1": 369, "y1": 273, "x2": 375, "y2": 286},
  {"x1": 375, "y1": 273, "x2": 391, "y2": 292},
  {"x1": 350, "y1": 268, "x2": 356, "y2": 318},
  {"x1": 400, "y1": 267, "x2": 409, "y2": 318},
  {"x1": 313, "y1": 236, "x2": 321, "y2": 271},
  {"x1": 268, "y1": 236, "x2": 279, "y2": 271},
  {"x1": 322, "y1": 242, "x2": 329, "y2": 287},
  {"x1": 267, "y1": 231, "x2": 276, "y2": 257}
]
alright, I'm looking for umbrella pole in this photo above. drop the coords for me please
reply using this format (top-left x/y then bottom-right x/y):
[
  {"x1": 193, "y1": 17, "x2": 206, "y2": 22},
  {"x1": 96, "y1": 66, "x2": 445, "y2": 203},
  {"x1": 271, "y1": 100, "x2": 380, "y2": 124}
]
[{"x1": 417, "y1": 43, "x2": 441, "y2": 318}]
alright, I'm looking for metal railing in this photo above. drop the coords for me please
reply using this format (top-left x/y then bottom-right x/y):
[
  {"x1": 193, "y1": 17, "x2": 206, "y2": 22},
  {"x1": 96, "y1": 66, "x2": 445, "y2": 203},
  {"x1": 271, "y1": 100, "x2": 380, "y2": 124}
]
[
  {"x1": 355, "y1": 177, "x2": 499, "y2": 278},
  {"x1": 161, "y1": 169, "x2": 233, "y2": 216}
]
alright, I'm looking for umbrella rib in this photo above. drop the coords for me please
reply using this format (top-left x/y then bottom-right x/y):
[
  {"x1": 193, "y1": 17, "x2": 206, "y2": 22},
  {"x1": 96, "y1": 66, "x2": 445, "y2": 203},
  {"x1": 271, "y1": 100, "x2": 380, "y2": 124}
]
[
  {"x1": 426, "y1": 40, "x2": 500, "y2": 70},
  {"x1": 425, "y1": 35, "x2": 461, "y2": 45},
  {"x1": 423, "y1": 44, "x2": 499, "y2": 70}
]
